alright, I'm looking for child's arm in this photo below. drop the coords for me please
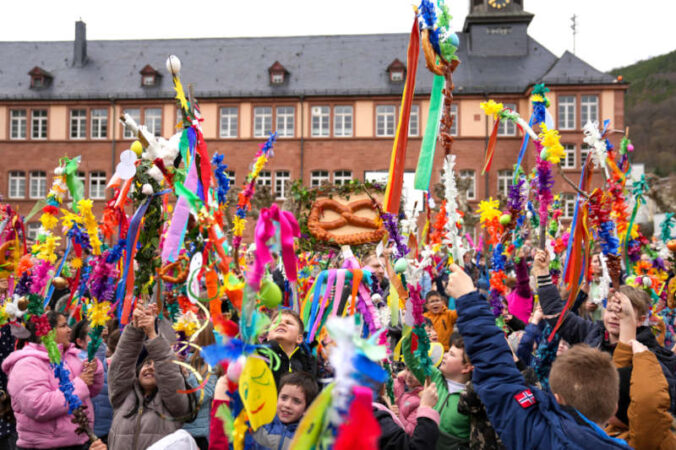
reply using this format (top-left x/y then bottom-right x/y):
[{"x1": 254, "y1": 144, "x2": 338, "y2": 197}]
[
  {"x1": 538, "y1": 281, "x2": 594, "y2": 345},
  {"x1": 448, "y1": 265, "x2": 547, "y2": 449},
  {"x1": 516, "y1": 323, "x2": 540, "y2": 366},
  {"x1": 107, "y1": 325, "x2": 145, "y2": 409}
]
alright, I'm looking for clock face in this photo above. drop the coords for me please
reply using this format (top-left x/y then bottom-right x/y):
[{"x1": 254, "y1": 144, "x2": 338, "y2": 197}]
[{"x1": 488, "y1": 0, "x2": 511, "y2": 9}]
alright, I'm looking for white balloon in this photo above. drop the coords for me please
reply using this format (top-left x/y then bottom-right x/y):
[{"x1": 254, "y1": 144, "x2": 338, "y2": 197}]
[
  {"x1": 115, "y1": 162, "x2": 136, "y2": 180},
  {"x1": 120, "y1": 150, "x2": 138, "y2": 164}
]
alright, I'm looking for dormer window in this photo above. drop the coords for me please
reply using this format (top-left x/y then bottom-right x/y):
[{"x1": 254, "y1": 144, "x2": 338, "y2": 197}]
[
  {"x1": 28, "y1": 67, "x2": 53, "y2": 90},
  {"x1": 139, "y1": 64, "x2": 161, "y2": 87},
  {"x1": 387, "y1": 59, "x2": 406, "y2": 83},
  {"x1": 268, "y1": 61, "x2": 289, "y2": 86}
]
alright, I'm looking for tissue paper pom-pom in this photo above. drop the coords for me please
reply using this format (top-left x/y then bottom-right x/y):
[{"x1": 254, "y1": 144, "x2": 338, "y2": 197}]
[
  {"x1": 142, "y1": 184, "x2": 154, "y2": 195},
  {"x1": 31, "y1": 314, "x2": 51, "y2": 337},
  {"x1": 476, "y1": 198, "x2": 501, "y2": 224},
  {"x1": 480, "y1": 100, "x2": 504, "y2": 119}
]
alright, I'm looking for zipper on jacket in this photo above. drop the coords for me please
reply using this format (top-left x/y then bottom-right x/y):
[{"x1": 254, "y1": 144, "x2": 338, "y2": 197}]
[{"x1": 132, "y1": 405, "x2": 144, "y2": 450}]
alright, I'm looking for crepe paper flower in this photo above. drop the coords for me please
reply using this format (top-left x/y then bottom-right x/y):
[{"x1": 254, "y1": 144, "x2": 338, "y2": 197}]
[
  {"x1": 31, "y1": 314, "x2": 51, "y2": 337},
  {"x1": 538, "y1": 124, "x2": 565, "y2": 165},
  {"x1": 382, "y1": 213, "x2": 408, "y2": 259},
  {"x1": 480, "y1": 100, "x2": 504, "y2": 119},
  {"x1": 660, "y1": 213, "x2": 675, "y2": 243},
  {"x1": 87, "y1": 301, "x2": 111, "y2": 328},
  {"x1": 71, "y1": 257, "x2": 83, "y2": 270},
  {"x1": 620, "y1": 136, "x2": 634, "y2": 155},
  {"x1": 582, "y1": 121, "x2": 608, "y2": 172},
  {"x1": 39, "y1": 213, "x2": 59, "y2": 230},
  {"x1": 212, "y1": 153, "x2": 231, "y2": 206},
  {"x1": 488, "y1": 289, "x2": 504, "y2": 318},
  {"x1": 476, "y1": 198, "x2": 501, "y2": 224}
]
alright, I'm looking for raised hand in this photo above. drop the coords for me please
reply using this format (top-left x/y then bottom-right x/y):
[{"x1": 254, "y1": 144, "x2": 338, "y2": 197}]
[
  {"x1": 420, "y1": 379, "x2": 439, "y2": 408},
  {"x1": 445, "y1": 264, "x2": 476, "y2": 299},
  {"x1": 532, "y1": 250, "x2": 550, "y2": 277}
]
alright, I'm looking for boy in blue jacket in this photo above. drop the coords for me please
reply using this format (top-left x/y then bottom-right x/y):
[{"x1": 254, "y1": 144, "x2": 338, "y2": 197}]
[
  {"x1": 445, "y1": 263, "x2": 631, "y2": 449},
  {"x1": 253, "y1": 371, "x2": 318, "y2": 450}
]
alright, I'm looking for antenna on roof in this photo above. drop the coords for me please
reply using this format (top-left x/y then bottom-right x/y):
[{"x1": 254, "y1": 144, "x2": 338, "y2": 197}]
[{"x1": 570, "y1": 14, "x2": 577, "y2": 55}]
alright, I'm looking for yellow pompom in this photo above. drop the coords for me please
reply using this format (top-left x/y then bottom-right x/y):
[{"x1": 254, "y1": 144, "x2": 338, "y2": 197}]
[
  {"x1": 480, "y1": 100, "x2": 504, "y2": 119},
  {"x1": 131, "y1": 140, "x2": 143, "y2": 156}
]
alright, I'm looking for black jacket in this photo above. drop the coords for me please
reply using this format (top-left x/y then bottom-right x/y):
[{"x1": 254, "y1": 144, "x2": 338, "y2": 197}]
[{"x1": 263, "y1": 340, "x2": 318, "y2": 387}]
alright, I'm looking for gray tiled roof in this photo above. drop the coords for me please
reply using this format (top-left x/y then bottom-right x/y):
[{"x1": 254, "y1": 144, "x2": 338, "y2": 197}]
[
  {"x1": 542, "y1": 50, "x2": 615, "y2": 85},
  {"x1": 0, "y1": 33, "x2": 614, "y2": 101}
]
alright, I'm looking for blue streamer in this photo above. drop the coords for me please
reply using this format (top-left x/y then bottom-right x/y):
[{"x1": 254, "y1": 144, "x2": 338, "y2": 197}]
[{"x1": 43, "y1": 240, "x2": 72, "y2": 308}]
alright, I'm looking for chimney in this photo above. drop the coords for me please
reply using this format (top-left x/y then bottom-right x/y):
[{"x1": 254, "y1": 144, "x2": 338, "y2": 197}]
[{"x1": 73, "y1": 20, "x2": 87, "y2": 67}]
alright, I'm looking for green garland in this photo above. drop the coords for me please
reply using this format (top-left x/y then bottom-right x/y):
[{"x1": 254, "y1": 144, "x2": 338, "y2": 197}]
[{"x1": 131, "y1": 160, "x2": 164, "y2": 298}]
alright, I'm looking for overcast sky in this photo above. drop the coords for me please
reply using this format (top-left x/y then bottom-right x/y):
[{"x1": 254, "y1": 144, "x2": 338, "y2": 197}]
[{"x1": 2, "y1": 0, "x2": 674, "y2": 72}]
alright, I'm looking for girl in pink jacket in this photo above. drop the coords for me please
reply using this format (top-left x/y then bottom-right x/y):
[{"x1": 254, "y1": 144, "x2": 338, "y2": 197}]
[
  {"x1": 2, "y1": 311, "x2": 103, "y2": 449},
  {"x1": 394, "y1": 369, "x2": 424, "y2": 435}
]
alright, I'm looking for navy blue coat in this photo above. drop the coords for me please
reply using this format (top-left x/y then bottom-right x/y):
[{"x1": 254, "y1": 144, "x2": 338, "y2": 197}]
[
  {"x1": 456, "y1": 290, "x2": 631, "y2": 449},
  {"x1": 93, "y1": 343, "x2": 113, "y2": 437}
]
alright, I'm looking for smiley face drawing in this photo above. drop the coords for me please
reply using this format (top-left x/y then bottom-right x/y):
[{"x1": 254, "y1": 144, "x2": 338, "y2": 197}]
[{"x1": 238, "y1": 356, "x2": 277, "y2": 430}]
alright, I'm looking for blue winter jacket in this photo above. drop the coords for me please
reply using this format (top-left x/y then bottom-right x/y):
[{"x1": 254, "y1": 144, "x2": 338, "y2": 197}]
[
  {"x1": 252, "y1": 415, "x2": 298, "y2": 450},
  {"x1": 455, "y1": 290, "x2": 631, "y2": 450},
  {"x1": 92, "y1": 343, "x2": 113, "y2": 437},
  {"x1": 182, "y1": 372, "x2": 217, "y2": 439}
]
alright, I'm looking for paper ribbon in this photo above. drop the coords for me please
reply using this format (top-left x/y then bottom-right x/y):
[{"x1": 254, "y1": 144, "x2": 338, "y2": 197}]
[
  {"x1": 383, "y1": 16, "x2": 420, "y2": 213},
  {"x1": 248, "y1": 204, "x2": 299, "y2": 291},
  {"x1": 62, "y1": 156, "x2": 85, "y2": 212},
  {"x1": 481, "y1": 119, "x2": 501, "y2": 175},
  {"x1": 414, "y1": 74, "x2": 445, "y2": 191}
]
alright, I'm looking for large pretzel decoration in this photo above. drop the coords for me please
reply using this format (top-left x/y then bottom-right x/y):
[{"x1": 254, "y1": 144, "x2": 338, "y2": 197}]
[
  {"x1": 158, "y1": 254, "x2": 190, "y2": 284},
  {"x1": 307, "y1": 198, "x2": 386, "y2": 245}
]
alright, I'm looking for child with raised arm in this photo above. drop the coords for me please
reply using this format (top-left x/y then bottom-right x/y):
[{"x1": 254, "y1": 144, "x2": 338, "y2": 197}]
[
  {"x1": 447, "y1": 263, "x2": 631, "y2": 449},
  {"x1": 107, "y1": 304, "x2": 193, "y2": 450},
  {"x1": 424, "y1": 290, "x2": 457, "y2": 351},
  {"x1": 604, "y1": 290, "x2": 676, "y2": 448}
]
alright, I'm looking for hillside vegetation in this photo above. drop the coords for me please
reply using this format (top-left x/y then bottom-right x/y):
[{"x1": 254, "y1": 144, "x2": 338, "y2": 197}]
[{"x1": 610, "y1": 50, "x2": 676, "y2": 176}]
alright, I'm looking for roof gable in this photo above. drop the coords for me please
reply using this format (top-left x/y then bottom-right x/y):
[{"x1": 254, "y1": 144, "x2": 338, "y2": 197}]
[{"x1": 542, "y1": 51, "x2": 615, "y2": 85}]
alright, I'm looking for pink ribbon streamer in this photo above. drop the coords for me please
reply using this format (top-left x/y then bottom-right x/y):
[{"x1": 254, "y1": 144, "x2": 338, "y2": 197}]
[
  {"x1": 248, "y1": 203, "x2": 300, "y2": 291},
  {"x1": 309, "y1": 269, "x2": 336, "y2": 341},
  {"x1": 161, "y1": 159, "x2": 199, "y2": 263}
]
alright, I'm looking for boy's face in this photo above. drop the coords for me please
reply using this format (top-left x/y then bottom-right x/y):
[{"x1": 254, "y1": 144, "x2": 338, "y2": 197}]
[
  {"x1": 439, "y1": 345, "x2": 472, "y2": 379},
  {"x1": 425, "y1": 324, "x2": 438, "y2": 342},
  {"x1": 277, "y1": 384, "x2": 307, "y2": 424},
  {"x1": 426, "y1": 295, "x2": 444, "y2": 314},
  {"x1": 268, "y1": 313, "x2": 303, "y2": 346}
]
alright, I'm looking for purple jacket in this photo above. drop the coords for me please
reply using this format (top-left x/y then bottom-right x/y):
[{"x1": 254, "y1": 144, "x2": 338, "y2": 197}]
[{"x1": 2, "y1": 342, "x2": 103, "y2": 448}]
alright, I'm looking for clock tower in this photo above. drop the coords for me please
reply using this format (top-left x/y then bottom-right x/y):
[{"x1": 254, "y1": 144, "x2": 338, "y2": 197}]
[{"x1": 463, "y1": 0, "x2": 534, "y2": 56}]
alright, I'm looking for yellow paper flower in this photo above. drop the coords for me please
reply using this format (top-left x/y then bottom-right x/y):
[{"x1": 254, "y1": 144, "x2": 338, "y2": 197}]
[
  {"x1": 233, "y1": 217, "x2": 246, "y2": 236},
  {"x1": 480, "y1": 100, "x2": 504, "y2": 119},
  {"x1": 476, "y1": 198, "x2": 501, "y2": 224},
  {"x1": 39, "y1": 213, "x2": 59, "y2": 230},
  {"x1": 71, "y1": 257, "x2": 83, "y2": 270},
  {"x1": 251, "y1": 155, "x2": 268, "y2": 178},
  {"x1": 173, "y1": 315, "x2": 199, "y2": 337},
  {"x1": 530, "y1": 94, "x2": 545, "y2": 104},
  {"x1": 539, "y1": 124, "x2": 565, "y2": 164},
  {"x1": 87, "y1": 301, "x2": 111, "y2": 328},
  {"x1": 77, "y1": 199, "x2": 93, "y2": 213},
  {"x1": 60, "y1": 210, "x2": 81, "y2": 229}
]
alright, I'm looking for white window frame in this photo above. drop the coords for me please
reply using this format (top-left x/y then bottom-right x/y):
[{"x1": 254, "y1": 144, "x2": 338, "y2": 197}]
[
  {"x1": 459, "y1": 169, "x2": 476, "y2": 200},
  {"x1": 561, "y1": 144, "x2": 576, "y2": 169},
  {"x1": 29, "y1": 171, "x2": 47, "y2": 199},
  {"x1": 581, "y1": 145, "x2": 591, "y2": 168},
  {"x1": 390, "y1": 71, "x2": 404, "y2": 82},
  {"x1": 376, "y1": 105, "x2": 396, "y2": 137},
  {"x1": 408, "y1": 104, "x2": 420, "y2": 137},
  {"x1": 497, "y1": 170, "x2": 513, "y2": 197},
  {"x1": 91, "y1": 109, "x2": 108, "y2": 139},
  {"x1": 123, "y1": 108, "x2": 140, "y2": 139},
  {"x1": 26, "y1": 223, "x2": 41, "y2": 242},
  {"x1": 89, "y1": 171, "x2": 106, "y2": 200},
  {"x1": 253, "y1": 106, "x2": 273, "y2": 138},
  {"x1": 142, "y1": 75, "x2": 155, "y2": 86},
  {"x1": 558, "y1": 96, "x2": 576, "y2": 130},
  {"x1": 276, "y1": 106, "x2": 295, "y2": 138},
  {"x1": 10, "y1": 109, "x2": 27, "y2": 140},
  {"x1": 275, "y1": 171, "x2": 290, "y2": 200},
  {"x1": 334, "y1": 170, "x2": 352, "y2": 186},
  {"x1": 226, "y1": 171, "x2": 236, "y2": 186},
  {"x1": 333, "y1": 105, "x2": 353, "y2": 137},
  {"x1": 257, "y1": 170, "x2": 272, "y2": 188},
  {"x1": 310, "y1": 170, "x2": 330, "y2": 187},
  {"x1": 31, "y1": 109, "x2": 47, "y2": 140},
  {"x1": 144, "y1": 108, "x2": 162, "y2": 137},
  {"x1": 219, "y1": 107, "x2": 238, "y2": 138},
  {"x1": 563, "y1": 194, "x2": 576, "y2": 220},
  {"x1": 498, "y1": 103, "x2": 517, "y2": 136},
  {"x1": 70, "y1": 109, "x2": 87, "y2": 139},
  {"x1": 271, "y1": 73, "x2": 284, "y2": 84},
  {"x1": 8, "y1": 171, "x2": 26, "y2": 199},
  {"x1": 450, "y1": 103, "x2": 458, "y2": 136},
  {"x1": 311, "y1": 106, "x2": 330, "y2": 137},
  {"x1": 581, "y1": 95, "x2": 599, "y2": 126}
]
